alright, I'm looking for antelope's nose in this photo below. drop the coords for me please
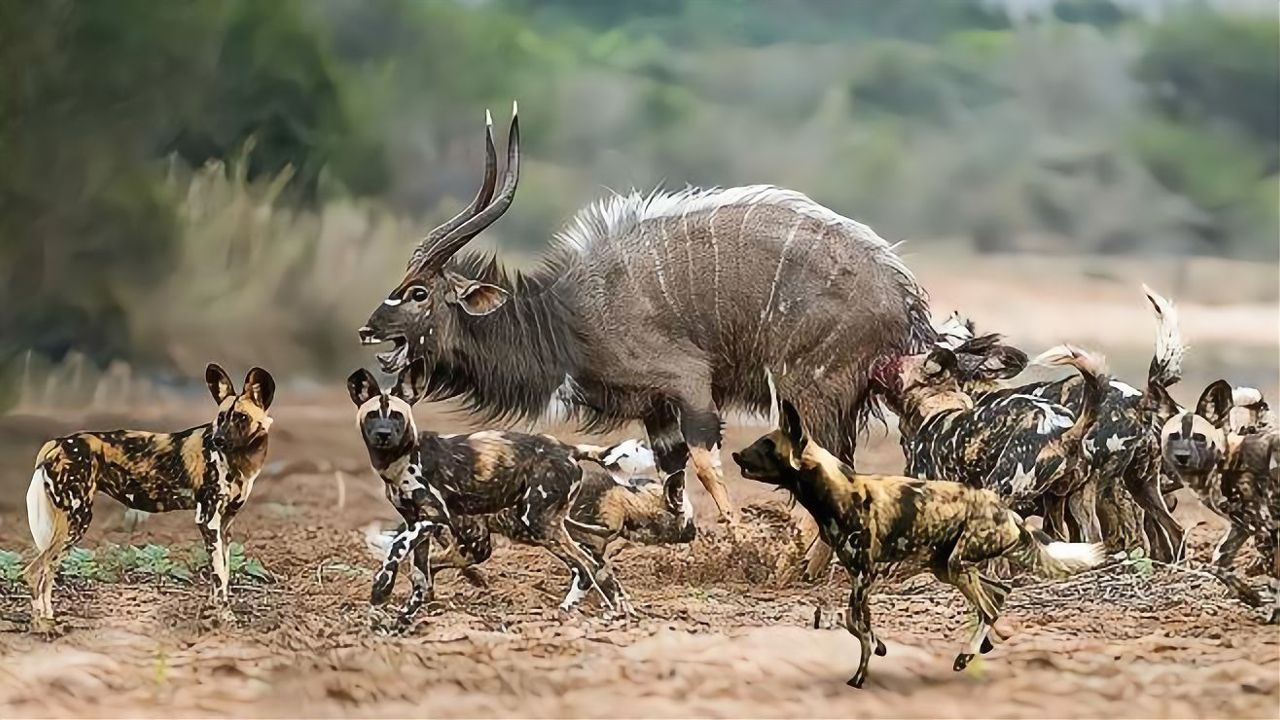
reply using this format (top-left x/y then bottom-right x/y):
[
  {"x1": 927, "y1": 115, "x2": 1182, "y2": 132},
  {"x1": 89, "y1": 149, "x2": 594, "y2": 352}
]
[{"x1": 358, "y1": 326, "x2": 379, "y2": 345}]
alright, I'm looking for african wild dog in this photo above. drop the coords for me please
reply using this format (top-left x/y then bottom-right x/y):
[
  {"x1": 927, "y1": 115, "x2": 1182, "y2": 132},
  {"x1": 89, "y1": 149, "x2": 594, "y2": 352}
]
[
  {"x1": 880, "y1": 343, "x2": 1108, "y2": 525},
  {"x1": 25, "y1": 365, "x2": 275, "y2": 630},
  {"x1": 366, "y1": 439, "x2": 696, "y2": 606},
  {"x1": 347, "y1": 358, "x2": 629, "y2": 628},
  {"x1": 1227, "y1": 386, "x2": 1275, "y2": 436},
  {"x1": 1160, "y1": 380, "x2": 1279, "y2": 624},
  {"x1": 958, "y1": 287, "x2": 1187, "y2": 561},
  {"x1": 732, "y1": 399, "x2": 1105, "y2": 688}
]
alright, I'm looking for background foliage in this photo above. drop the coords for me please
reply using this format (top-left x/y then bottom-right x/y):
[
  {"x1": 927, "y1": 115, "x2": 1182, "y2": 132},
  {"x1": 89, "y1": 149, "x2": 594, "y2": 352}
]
[{"x1": 0, "y1": 0, "x2": 1276, "y2": 401}]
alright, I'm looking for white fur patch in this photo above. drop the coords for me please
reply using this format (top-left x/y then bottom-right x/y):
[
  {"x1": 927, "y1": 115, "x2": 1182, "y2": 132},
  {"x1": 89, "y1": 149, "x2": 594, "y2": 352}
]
[
  {"x1": 1110, "y1": 381, "x2": 1141, "y2": 398},
  {"x1": 1233, "y1": 386, "x2": 1263, "y2": 406},
  {"x1": 27, "y1": 468, "x2": 54, "y2": 551},
  {"x1": 1045, "y1": 541, "x2": 1105, "y2": 570}
]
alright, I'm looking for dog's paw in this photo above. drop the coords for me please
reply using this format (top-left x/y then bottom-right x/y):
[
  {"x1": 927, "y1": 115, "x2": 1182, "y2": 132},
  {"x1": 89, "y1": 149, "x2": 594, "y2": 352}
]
[
  {"x1": 953, "y1": 653, "x2": 975, "y2": 672},
  {"x1": 370, "y1": 572, "x2": 395, "y2": 606}
]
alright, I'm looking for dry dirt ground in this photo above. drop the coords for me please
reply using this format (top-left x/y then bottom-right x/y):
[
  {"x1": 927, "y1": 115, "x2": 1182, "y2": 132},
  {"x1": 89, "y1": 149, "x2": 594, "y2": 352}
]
[{"x1": 0, "y1": 399, "x2": 1277, "y2": 719}]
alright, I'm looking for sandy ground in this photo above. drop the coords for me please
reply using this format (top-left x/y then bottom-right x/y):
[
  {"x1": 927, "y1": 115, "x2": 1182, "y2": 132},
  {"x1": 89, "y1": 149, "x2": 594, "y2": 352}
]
[
  {"x1": 0, "y1": 402, "x2": 1277, "y2": 718},
  {"x1": 0, "y1": 255, "x2": 1277, "y2": 718}
]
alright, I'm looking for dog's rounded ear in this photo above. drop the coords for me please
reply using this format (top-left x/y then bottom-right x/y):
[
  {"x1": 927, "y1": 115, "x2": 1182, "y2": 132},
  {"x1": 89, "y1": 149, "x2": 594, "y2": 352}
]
[
  {"x1": 392, "y1": 357, "x2": 429, "y2": 406},
  {"x1": 1195, "y1": 379, "x2": 1234, "y2": 428},
  {"x1": 347, "y1": 368, "x2": 380, "y2": 407},
  {"x1": 205, "y1": 363, "x2": 235, "y2": 405},
  {"x1": 243, "y1": 367, "x2": 276, "y2": 410},
  {"x1": 1147, "y1": 382, "x2": 1181, "y2": 422}
]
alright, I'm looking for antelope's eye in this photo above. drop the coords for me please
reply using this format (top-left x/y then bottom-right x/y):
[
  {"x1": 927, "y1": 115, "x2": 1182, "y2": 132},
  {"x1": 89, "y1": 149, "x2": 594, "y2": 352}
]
[{"x1": 410, "y1": 287, "x2": 428, "y2": 302}]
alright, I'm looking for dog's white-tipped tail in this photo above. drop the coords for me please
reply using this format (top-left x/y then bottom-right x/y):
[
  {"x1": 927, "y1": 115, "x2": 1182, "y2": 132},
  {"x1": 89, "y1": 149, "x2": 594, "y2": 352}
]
[
  {"x1": 1044, "y1": 541, "x2": 1107, "y2": 573},
  {"x1": 27, "y1": 468, "x2": 55, "y2": 552},
  {"x1": 1233, "y1": 386, "x2": 1264, "y2": 407},
  {"x1": 363, "y1": 523, "x2": 397, "y2": 560},
  {"x1": 1143, "y1": 284, "x2": 1185, "y2": 388},
  {"x1": 1032, "y1": 344, "x2": 1107, "y2": 379}
]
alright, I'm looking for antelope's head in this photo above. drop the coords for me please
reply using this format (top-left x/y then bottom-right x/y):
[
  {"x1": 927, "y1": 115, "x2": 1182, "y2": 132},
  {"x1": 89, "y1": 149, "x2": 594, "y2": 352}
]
[{"x1": 359, "y1": 106, "x2": 521, "y2": 374}]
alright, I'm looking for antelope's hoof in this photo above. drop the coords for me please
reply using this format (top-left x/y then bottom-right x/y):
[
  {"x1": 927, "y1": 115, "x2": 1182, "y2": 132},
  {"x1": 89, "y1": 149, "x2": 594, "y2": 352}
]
[
  {"x1": 953, "y1": 653, "x2": 974, "y2": 672},
  {"x1": 30, "y1": 616, "x2": 61, "y2": 638},
  {"x1": 980, "y1": 636, "x2": 995, "y2": 655},
  {"x1": 846, "y1": 670, "x2": 867, "y2": 689},
  {"x1": 874, "y1": 638, "x2": 887, "y2": 657}
]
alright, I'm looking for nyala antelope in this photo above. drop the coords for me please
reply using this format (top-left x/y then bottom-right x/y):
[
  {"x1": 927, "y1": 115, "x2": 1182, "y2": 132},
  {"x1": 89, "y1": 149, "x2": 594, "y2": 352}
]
[
  {"x1": 732, "y1": 399, "x2": 1106, "y2": 688},
  {"x1": 1160, "y1": 380, "x2": 1279, "y2": 624},
  {"x1": 366, "y1": 440, "x2": 696, "y2": 605},
  {"x1": 357, "y1": 105, "x2": 938, "y2": 529},
  {"x1": 25, "y1": 365, "x2": 275, "y2": 630},
  {"x1": 347, "y1": 359, "x2": 629, "y2": 628}
]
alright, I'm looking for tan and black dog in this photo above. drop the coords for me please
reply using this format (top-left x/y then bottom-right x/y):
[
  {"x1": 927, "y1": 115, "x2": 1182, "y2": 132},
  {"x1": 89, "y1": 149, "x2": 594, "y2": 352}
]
[
  {"x1": 732, "y1": 399, "x2": 1105, "y2": 688},
  {"x1": 882, "y1": 343, "x2": 1108, "y2": 519},
  {"x1": 347, "y1": 358, "x2": 630, "y2": 628},
  {"x1": 1160, "y1": 380, "x2": 1279, "y2": 624},
  {"x1": 367, "y1": 439, "x2": 696, "y2": 608},
  {"x1": 25, "y1": 364, "x2": 275, "y2": 630}
]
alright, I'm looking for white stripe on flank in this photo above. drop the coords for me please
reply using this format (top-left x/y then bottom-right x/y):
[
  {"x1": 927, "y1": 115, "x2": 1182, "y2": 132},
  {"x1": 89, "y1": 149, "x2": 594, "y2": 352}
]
[{"x1": 761, "y1": 216, "x2": 804, "y2": 322}]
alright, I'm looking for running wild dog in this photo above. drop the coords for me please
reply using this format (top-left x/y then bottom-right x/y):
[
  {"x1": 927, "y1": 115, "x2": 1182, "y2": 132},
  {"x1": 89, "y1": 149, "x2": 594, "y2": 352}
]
[
  {"x1": 25, "y1": 365, "x2": 275, "y2": 630},
  {"x1": 347, "y1": 359, "x2": 629, "y2": 627},
  {"x1": 366, "y1": 440, "x2": 695, "y2": 604},
  {"x1": 1160, "y1": 380, "x2": 1279, "y2": 624},
  {"x1": 732, "y1": 399, "x2": 1105, "y2": 688}
]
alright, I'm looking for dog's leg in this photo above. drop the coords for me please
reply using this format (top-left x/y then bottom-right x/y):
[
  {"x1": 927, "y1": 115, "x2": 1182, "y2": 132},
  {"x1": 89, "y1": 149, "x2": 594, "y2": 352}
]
[
  {"x1": 399, "y1": 534, "x2": 434, "y2": 625},
  {"x1": 843, "y1": 574, "x2": 875, "y2": 688},
  {"x1": 1211, "y1": 523, "x2": 1249, "y2": 569},
  {"x1": 1124, "y1": 459, "x2": 1182, "y2": 562},
  {"x1": 1066, "y1": 481, "x2": 1103, "y2": 543},
  {"x1": 371, "y1": 519, "x2": 435, "y2": 606}
]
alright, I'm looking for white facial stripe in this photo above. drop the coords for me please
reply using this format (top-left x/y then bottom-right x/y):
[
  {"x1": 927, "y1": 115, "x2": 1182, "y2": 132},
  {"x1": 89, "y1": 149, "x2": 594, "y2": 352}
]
[{"x1": 383, "y1": 297, "x2": 403, "y2": 307}]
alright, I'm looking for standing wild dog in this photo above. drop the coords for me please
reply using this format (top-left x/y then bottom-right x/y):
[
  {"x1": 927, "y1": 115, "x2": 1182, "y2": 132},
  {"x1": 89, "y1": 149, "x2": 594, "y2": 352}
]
[
  {"x1": 957, "y1": 287, "x2": 1187, "y2": 560},
  {"x1": 882, "y1": 343, "x2": 1109, "y2": 520},
  {"x1": 25, "y1": 365, "x2": 275, "y2": 630},
  {"x1": 1160, "y1": 380, "x2": 1279, "y2": 623},
  {"x1": 366, "y1": 440, "x2": 696, "y2": 605},
  {"x1": 732, "y1": 399, "x2": 1106, "y2": 688},
  {"x1": 347, "y1": 358, "x2": 628, "y2": 628}
]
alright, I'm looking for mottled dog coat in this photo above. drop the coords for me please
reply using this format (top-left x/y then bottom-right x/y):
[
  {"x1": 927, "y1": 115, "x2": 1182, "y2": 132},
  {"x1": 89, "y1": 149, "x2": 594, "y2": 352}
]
[
  {"x1": 885, "y1": 344, "x2": 1108, "y2": 513},
  {"x1": 966, "y1": 287, "x2": 1187, "y2": 560},
  {"x1": 348, "y1": 359, "x2": 629, "y2": 627},
  {"x1": 369, "y1": 441, "x2": 695, "y2": 603},
  {"x1": 733, "y1": 400, "x2": 1105, "y2": 688},
  {"x1": 1161, "y1": 380, "x2": 1279, "y2": 624},
  {"x1": 25, "y1": 365, "x2": 275, "y2": 630}
]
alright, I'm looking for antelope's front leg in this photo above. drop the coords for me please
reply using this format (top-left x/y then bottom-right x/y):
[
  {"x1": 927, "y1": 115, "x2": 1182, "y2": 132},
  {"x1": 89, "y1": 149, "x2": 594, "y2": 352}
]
[{"x1": 371, "y1": 519, "x2": 435, "y2": 606}]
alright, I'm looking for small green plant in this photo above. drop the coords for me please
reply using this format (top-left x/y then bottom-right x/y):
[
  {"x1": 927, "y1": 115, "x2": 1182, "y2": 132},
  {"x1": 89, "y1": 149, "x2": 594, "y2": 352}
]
[
  {"x1": 60, "y1": 547, "x2": 113, "y2": 582},
  {"x1": 186, "y1": 542, "x2": 271, "y2": 582},
  {"x1": 0, "y1": 549, "x2": 23, "y2": 583},
  {"x1": 1120, "y1": 547, "x2": 1154, "y2": 578}
]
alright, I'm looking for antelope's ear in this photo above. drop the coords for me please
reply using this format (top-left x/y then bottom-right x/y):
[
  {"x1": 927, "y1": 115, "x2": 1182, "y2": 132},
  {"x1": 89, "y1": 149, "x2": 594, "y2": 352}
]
[
  {"x1": 444, "y1": 272, "x2": 509, "y2": 316},
  {"x1": 347, "y1": 368, "x2": 380, "y2": 407},
  {"x1": 1195, "y1": 380, "x2": 1234, "y2": 428},
  {"x1": 205, "y1": 364, "x2": 235, "y2": 405},
  {"x1": 243, "y1": 367, "x2": 276, "y2": 410},
  {"x1": 392, "y1": 357, "x2": 428, "y2": 406}
]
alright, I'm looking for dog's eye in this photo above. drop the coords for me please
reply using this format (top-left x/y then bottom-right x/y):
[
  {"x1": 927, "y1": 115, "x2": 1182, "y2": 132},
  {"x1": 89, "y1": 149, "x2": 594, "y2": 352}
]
[
  {"x1": 234, "y1": 411, "x2": 249, "y2": 425},
  {"x1": 1191, "y1": 432, "x2": 1206, "y2": 442},
  {"x1": 409, "y1": 287, "x2": 428, "y2": 302}
]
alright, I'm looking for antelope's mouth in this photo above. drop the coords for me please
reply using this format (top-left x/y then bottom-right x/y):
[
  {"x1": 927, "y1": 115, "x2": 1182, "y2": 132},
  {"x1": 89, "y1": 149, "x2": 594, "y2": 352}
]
[{"x1": 359, "y1": 329, "x2": 410, "y2": 373}]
